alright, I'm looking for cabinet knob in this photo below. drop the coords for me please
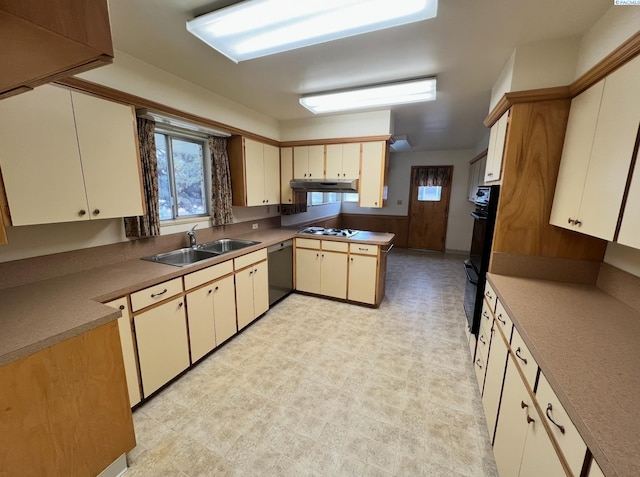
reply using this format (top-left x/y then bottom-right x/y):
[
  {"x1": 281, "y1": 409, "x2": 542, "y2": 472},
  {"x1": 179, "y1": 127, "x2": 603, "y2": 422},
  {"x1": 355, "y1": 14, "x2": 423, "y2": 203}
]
[
  {"x1": 215, "y1": 286, "x2": 219, "y2": 291},
  {"x1": 263, "y1": 200, "x2": 266, "y2": 203},
  {"x1": 574, "y1": 220, "x2": 582, "y2": 226},
  {"x1": 309, "y1": 173, "x2": 312, "y2": 177},
  {"x1": 93, "y1": 209, "x2": 100, "y2": 215},
  {"x1": 567, "y1": 217, "x2": 574, "y2": 224},
  {"x1": 526, "y1": 415, "x2": 535, "y2": 424},
  {"x1": 289, "y1": 199, "x2": 292, "y2": 202},
  {"x1": 374, "y1": 202, "x2": 378, "y2": 206},
  {"x1": 521, "y1": 401, "x2": 529, "y2": 409},
  {"x1": 78, "y1": 209, "x2": 87, "y2": 216},
  {"x1": 178, "y1": 302, "x2": 183, "y2": 308},
  {"x1": 119, "y1": 305, "x2": 125, "y2": 310},
  {"x1": 488, "y1": 172, "x2": 494, "y2": 177},
  {"x1": 266, "y1": 199, "x2": 269, "y2": 203},
  {"x1": 475, "y1": 359, "x2": 482, "y2": 369},
  {"x1": 545, "y1": 404, "x2": 566, "y2": 434},
  {"x1": 514, "y1": 347, "x2": 528, "y2": 365},
  {"x1": 208, "y1": 289, "x2": 213, "y2": 294}
]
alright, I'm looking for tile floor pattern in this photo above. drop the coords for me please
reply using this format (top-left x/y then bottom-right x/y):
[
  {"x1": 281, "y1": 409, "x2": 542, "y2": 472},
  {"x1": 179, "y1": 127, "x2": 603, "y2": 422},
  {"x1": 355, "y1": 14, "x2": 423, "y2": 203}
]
[{"x1": 126, "y1": 249, "x2": 499, "y2": 477}]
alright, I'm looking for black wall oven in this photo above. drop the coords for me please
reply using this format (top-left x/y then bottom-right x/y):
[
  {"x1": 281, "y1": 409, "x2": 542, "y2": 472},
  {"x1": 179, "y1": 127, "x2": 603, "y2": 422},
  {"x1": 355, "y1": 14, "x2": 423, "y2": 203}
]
[{"x1": 464, "y1": 185, "x2": 499, "y2": 335}]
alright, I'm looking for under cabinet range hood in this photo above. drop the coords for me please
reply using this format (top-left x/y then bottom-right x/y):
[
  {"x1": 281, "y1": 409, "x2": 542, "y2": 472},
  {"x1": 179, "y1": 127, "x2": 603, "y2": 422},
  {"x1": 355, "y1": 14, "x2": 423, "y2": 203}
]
[{"x1": 289, "y1": 178, "x2": 359, "y2": 193}]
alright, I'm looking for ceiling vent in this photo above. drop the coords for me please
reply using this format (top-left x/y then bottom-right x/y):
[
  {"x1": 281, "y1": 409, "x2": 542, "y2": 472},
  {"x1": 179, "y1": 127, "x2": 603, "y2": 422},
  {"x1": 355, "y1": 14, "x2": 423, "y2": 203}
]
[{"x1": 390, "y1": 134, "x2": 413, "y2": 152}]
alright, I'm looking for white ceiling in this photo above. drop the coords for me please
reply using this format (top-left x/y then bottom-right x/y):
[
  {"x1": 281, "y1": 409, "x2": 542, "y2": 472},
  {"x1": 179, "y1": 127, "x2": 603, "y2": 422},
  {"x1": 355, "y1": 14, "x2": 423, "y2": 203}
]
[{"x1": 107, "y1": 0, "x2": 611, "y2": 151}]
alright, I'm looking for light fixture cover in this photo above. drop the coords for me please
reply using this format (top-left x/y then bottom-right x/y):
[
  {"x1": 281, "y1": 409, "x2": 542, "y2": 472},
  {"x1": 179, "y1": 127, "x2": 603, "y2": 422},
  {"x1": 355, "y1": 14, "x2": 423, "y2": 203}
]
[
  {"x1": 299, "y1": 77, "x2": 436, "y2": 114},
  {"x1": 186, "y1": 0, "x2": 438, "y2": 63}
]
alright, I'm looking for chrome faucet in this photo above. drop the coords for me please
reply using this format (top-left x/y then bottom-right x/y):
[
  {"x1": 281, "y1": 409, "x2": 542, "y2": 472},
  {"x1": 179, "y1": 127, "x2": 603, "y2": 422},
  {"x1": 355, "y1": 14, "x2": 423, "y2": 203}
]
[{"x1": 187, "y1": 224, "x2": 198, "y2": 248}]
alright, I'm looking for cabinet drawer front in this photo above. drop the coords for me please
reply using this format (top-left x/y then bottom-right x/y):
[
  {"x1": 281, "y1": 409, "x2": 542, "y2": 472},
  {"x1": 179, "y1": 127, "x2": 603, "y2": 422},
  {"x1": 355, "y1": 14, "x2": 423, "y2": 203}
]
[
  {"x1": 480, "y1": 300, "x2": 493, "y2": 334},
  {"x1": 234, "y1": 248, "x2": 267, "y2": 270},
  {"x1": 131, "y1": 277, "x2": 183, "y2": 312},
  {"x1": 349, "y1": 243, "x2": 378, "y2": 255},
  {"x1": 494, "y1": 299, "x2": 513, "y2": 341},
  {"x1": 322, "y1": 240, "x2": 348, "y2": 252},
  {"x1": 473, "y1": 353, "x2": 486, "y2": 393},
  {"x1": 484, "y1": 281, "x2": 498, "y2": 313},
  {"x1": 477, "y1": 320, "x2": 492, "y2": 364},
  {"x1": 296, "y1": 238, "x2": 321, "y2": 249},
  {"x1": 184, "y1": 260, "x2": 233, "y2": 290},
  {"x1": 510, "y1": 328, "x2": 538, "y2": 389},
  {"x1": 536, "y1": 372, "x2": 587, "y2": 476}
]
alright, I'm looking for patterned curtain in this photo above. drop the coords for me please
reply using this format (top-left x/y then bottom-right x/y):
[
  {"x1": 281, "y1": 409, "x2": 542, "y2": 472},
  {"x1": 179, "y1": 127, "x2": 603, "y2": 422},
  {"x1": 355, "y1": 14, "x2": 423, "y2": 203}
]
[
  {"x1": 209, "y1": 136, "x2": 234, "y2": 225},
  {"x1": 414, "y1": 166, "x2": 451, "y2": 187},
  {"x1": 124, "y1": 117, "x2": 160, "y2": 238}
]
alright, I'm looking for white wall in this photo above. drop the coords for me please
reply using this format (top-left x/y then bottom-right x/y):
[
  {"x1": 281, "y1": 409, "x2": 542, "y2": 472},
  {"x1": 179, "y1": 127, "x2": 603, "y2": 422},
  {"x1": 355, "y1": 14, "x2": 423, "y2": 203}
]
[
  {"x1": 342, "y1": 149, "x2": 475, "y2": 252},
  {"x1": 279, "y1": 110, "x2": 392, "y2": 141}
]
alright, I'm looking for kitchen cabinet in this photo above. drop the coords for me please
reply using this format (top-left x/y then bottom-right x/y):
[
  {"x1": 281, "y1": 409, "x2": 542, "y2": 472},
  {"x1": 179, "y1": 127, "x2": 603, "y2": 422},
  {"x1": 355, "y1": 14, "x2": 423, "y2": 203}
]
[
  {"x1": 0, "y1": 0, "x2": 113, "y2": 99},
  {"x1": 550, "y1": 55, "x2": 640, "y2": 241},
  {"x1": 510, "y1": 327, "x2": 539, "y2": 389},
  {"x1": 105, "y1": 298, "x2": 141, "y2": 408},
  {"x1": 0, "y1": 84, "x2": 144, "y2": 226},
  {"x1": 280, "y1": 146, "x2": 293, "y2": 204},
  {"x1": 359, "y1": 141, "x2": 388, "y2": 208},
  {"x1": 485, "y1": 111, "x2": 509, "y2": 183},
  {"x1": 467, "y1": 152, "x2": 487, "y2": 201},
  {"x1": 348, "y1": 245, "x2": 379, "y2": 304},
  {"x1": 588, "y1": 460, "x2": 605, "y2": 477},
  {"x1": 133, "y1": 296, "x2": 190, "y2": 398},
  {"x1": 481, "y1": 316, "x2": 508, "y2": 442},
  {"x1": 235, "y1": 249, "x2": 269, "y2": 330},
  {"x1": 293, "y1": 145, "x2": 325, "y2": 179},
  {"x1": 295, "y1": 239, "x2": 348, "y2": 299},
  {"x1": 228, "y1": 136, "x2": 280, "y2": 207},
  {"x1": 325, "y1": 143, "x2": 360, "y2": 179}
]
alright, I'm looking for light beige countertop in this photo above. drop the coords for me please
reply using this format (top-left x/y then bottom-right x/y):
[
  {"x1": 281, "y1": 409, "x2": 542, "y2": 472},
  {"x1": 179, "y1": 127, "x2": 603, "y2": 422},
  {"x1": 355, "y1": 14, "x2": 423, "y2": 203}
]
[
  {"x1": 488, "y1": 273, "x2": 640, "y2": 477},
  {"x1": 0, "y1": 227, "x2": 394, "y2": 367}
]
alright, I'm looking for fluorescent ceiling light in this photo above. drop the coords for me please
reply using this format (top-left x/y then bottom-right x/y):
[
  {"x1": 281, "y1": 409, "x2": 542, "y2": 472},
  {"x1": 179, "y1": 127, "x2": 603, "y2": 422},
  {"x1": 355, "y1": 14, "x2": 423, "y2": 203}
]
[
  {"x1": 186, "y1": 0, "x2": 438, "y2": 63},
  {"x1": 299, "y1": 77, "x2": 436, "y2": 114}
]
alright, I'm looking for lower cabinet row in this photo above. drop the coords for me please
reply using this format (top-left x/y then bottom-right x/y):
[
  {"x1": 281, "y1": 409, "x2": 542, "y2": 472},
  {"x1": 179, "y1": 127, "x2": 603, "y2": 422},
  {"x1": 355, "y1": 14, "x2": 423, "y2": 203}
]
[
  {"x1": 106, "y1": 249, "x2": 269, "y2": 407},
  {"x1": 475, "y1": 283, "x2": 603, "y2": 477}
]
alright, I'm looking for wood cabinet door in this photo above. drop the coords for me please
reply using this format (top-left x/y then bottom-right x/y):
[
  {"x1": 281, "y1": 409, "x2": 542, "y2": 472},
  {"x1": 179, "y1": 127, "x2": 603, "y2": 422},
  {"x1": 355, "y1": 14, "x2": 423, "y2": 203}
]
[
  {"x1": 492, "y1": 357, "x2": 531, "y2": 477},
  {"x1": 263, "y1": 143, "x2": 280, "y2": 205},
  {"x1": 484, "y1": 112, "x2": 508, "y2": 183},
  {"x1": 105, "y1": 298, "x2": 141, "y2": 407},
  {"x1": 235, "y1": 267, "x2": 255, "y2": 330},
  {"x1": 320, "y1": 251, "x2": 348, "y2": 299},
  {"x1": 280, "y1": 147, "x2": 293, "y2": 204},
  {"x1": 293, "y1": 146, "x2": 309, "y2": 179},
  {"x1": 341, "y1": 143, "x2": 361, "y2": 179},
  {"x1": 482, "y1": 322, "x2": 509, "y2": 443},
  {"x1": 0, "y1": 85, "x2": 88, "y2": 225},
  {"x1": 296, "y1": 248, "x2": 321, "y2": 294},
  {"x1": 186, "y1": 285, "x2": 216, "y2": 363},
  {"x1": 579, "y1": 56, "x2": 640, "y2": 241},
  {"x1": 244, "y1": 138, "x2": 265, "y2": 206},
  {"x1": 549, "y1": 82, "x2": 603, "y2": 230},
  {"x1": 518, "y1": 405, "x2": 566, "y2": 477},
  {"x1": 359, "y1": 141, "x2": 385, "y2": 208},
  {"x1": 252, "y1": 260, "x2": 269, "y2": 318},
  {"x1": 212, "y1": 275, "x2": 237, "y2": 345},
  {"x1": 134, "y1": 297, "x2": 190, "y2": 397},
  {"x1": 325, "y1": 144, "x2": 343, "y2": 179},
  {"x1": 71, "y1": 91, "x2": 144, "y2": 220},
  {"x1": 348, "y1": 254, "x2": 377, "y2": 304},
  {"x1": 308, "y1": 145, "x2": 325, "y2": 179}
]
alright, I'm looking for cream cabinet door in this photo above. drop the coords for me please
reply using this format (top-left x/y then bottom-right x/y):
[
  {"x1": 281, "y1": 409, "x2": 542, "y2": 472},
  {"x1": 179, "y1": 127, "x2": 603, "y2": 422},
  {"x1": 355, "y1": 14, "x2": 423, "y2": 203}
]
[
  {"x1": 485, "y1": 112, "x2": 508, "y2": 183},
  {"x1": 320, "y1": 251, "x2": 348, "y2": 299},
  {"x1": 105, "y1": 298, "x2": 141, "y2": 407},
  {"x1": 212, "y1": 275, "x2": 237, "y2": 345},
  {"x1": 235, "y1": 266, "x2": 255, "y2": 330},
  {"x1": 348, "y1": 254, "x2": 377, "y2": 304},
  {"x1": 71, "y1": 91, "x2": 144, "y2": 220},
  {"x1": 280, "y1": 147, "x2": 293, "y2": 204},
  {"x1": 185, "y1": 285, "x2": 216, "y2": 363},
  {"x1": 134, "y1": 297, "x2": 190, "y2": 397},
  {"x1": 293, "y1": 146, "x2": 309, "y2": 179},
  {"x1": 518, "y1": 405, "x2": 566, "y2": 477},
  {"x1": 481, "y1": 322, "x2": 508, "y2": 442},
  {"x1": 359, "y1": 141, "x2": 386, "y2": 208},
  {"x1": 550, "y1": 81, "x2": 603, "y2": 230},
  {"x1": 296, "y1": 248, "x2": 321, "y2": 294},
  {"x1": 252, "y1": 260, "x2": 269, "y2": 318},
  {"x1": 0, "y1": 85, "x2": 89, "y2": 225},
  {"x1": 325, "y1": 144, "x2": 343, "y2": 179},
  {"x1": 341, "y1": 143, "x2": 361, "y2": 179},
  {"x1": 263, "y1": 143, "x2": 280, "y2": 205},
  {"x1": 308, "y1": 145, "x2": 325, "y2": 178},
  {"x1": 244, "y1": 138, "x2": 265, "y2": 206}
]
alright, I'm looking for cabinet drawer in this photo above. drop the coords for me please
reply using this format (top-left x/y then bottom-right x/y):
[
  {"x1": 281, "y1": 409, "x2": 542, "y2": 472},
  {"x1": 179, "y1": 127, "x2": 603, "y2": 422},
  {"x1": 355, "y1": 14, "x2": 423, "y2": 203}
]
[
  {"x1": 510, "y1": 328, "x2": 538, "y2": 389},
  {"x1": 350, "y1": 243, "x2": 378, "y2": 255},
  {"x1": 494, "y1": 299, "x2": 513, "y2": 342},
  {"x1": 536, "y1": 372, "x2": 587, "y2": 477},
  {"x1": 184, "y1": 260, "x2": 233, "y2": 290},
  {"x1": 234, "y1": 248, "x2": 267, "y2": 270},
  {"x1": 131, "y1": 277, "x2": 183, "y2": 312},
  {"x1": 296, "y1": 238, "x2": 320, "y2": 249},
  {"x1": 484, "y1": 281, "x2": 498, "y2": 312},
  {"x1": 322, "y1": 240, "x2": 349, "y2": 252},
  {"x1": 473, "y1": 352, "x2": 487, "y2": 392}
]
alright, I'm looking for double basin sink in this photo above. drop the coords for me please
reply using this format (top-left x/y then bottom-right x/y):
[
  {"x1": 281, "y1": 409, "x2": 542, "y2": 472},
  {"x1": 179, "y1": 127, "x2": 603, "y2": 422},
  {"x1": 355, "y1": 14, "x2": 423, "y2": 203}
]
[{"x1": 143, "y1": 238, "x2": 260, "y2": 267}]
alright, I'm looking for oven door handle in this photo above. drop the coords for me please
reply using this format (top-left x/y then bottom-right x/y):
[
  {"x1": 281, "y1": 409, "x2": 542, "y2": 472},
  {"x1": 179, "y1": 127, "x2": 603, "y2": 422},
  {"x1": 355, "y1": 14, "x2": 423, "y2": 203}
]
[
  {"x1": 464, "y1": 261, "x2": 478, "y2": 285},
  {"x1": 471, "y1": 212, "x2": 488, "y2": 220}
]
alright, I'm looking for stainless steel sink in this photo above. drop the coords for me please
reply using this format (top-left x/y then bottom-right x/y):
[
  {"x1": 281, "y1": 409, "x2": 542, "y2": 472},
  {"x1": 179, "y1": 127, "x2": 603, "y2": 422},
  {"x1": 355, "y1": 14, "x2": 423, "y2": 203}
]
[
  {"x1": 197, "y1": 238, "x2": 260, "y2": 254},
  {"x1": 142, "y1": 248, "x2": 220, "y2": 267}
]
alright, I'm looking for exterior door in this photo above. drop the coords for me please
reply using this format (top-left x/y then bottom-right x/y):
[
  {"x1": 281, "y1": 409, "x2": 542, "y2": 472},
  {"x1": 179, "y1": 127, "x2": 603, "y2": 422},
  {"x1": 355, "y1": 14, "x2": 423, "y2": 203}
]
[{"x1": 407, "y1": 166, "x2": 453, "y2": 251}]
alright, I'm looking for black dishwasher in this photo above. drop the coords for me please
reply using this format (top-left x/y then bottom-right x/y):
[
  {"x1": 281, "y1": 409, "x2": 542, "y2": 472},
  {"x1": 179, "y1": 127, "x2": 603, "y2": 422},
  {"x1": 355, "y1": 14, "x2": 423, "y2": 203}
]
[{"x1": 267, "y1": 239, "x2": 293, "y2": 305}]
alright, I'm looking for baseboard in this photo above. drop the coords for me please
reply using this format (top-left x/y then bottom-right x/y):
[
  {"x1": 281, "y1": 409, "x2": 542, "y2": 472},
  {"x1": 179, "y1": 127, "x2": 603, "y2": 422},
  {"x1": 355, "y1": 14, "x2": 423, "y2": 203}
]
[{"x1": 97, "y1": 454, "x2": 127, "y2": 477}]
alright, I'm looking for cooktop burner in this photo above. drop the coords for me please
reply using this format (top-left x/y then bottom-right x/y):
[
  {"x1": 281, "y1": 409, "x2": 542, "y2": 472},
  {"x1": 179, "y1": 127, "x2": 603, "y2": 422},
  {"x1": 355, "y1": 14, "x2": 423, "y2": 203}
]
[{"x1": 299, "y1": 227, "x2": 359, "y2": 238}]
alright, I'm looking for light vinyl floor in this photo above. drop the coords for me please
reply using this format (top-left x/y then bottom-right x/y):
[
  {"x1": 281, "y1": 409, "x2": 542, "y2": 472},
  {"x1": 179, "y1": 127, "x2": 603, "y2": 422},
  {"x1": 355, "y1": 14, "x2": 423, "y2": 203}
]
[{"x1": 126, "y1": 249, "x2": 498, "y2": 477}]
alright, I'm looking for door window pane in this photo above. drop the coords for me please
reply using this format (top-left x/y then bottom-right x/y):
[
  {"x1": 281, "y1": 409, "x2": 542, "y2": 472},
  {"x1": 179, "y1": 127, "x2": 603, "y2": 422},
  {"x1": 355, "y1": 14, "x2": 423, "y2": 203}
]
[{"x1": 417, "y1": 186, "x2": 442, "y2": 201}]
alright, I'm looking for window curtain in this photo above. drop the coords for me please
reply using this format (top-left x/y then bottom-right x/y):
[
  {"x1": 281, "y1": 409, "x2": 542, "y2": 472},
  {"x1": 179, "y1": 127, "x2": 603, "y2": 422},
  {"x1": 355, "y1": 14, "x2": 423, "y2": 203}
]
[
  {"x1": 414, "y1": 166, "x2": 451, "y2": 187},
  {"x1": 209, "y1": 136, "x2": 234, "y2": 225},
  {"x1": 124, "y1": 117, "x2": 160, "y2": 238}
]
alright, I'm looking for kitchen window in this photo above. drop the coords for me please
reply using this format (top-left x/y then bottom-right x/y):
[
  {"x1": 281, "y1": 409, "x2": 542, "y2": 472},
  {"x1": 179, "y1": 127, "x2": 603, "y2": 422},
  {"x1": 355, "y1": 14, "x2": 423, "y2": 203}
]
[
  {"x1": 308, "y1": 192, "x2": 339, "y2": 206},
  {"x1": 155, "y1": 131, "x2": 209, "y2": 221},
  {"x1": 342, "y1": 193, "x2": 359, "y2": 202}
]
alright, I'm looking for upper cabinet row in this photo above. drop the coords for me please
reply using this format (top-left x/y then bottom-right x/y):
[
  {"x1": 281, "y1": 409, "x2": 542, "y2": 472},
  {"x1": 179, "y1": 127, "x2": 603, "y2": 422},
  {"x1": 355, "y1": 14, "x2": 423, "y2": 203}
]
[
  {"x1": 0, "y1": 85, "x2": 144, "y2": 226},
  {"x1": 550, "y1": 55, "x2": 640, "y2": 247}
]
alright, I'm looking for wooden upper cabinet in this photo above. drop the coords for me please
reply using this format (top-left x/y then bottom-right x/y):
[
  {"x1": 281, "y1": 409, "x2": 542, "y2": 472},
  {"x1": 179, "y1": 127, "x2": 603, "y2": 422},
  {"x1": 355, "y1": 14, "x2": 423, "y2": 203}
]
[
  {"x1": 228, "y1": 136, "x2": 280, "y2": 207},
  {"x1": 0, "y1": 0, "x2": 113, "y2": 99},
  {"x1": 359, "y1": 141, "x2": 387, "y2": 208},
  {"x1": 293, "y1": 145, "x2": 324, "y2": 179},
  {"x1": 280, "y1": 147, "x2": 293, "y2": 204},
  {"x1": 326, "y1": 143, "x2": 360, "y2": 180},
  {"x1": 485, "y1": 112, "x2": 508, "y2": 183},
  {"x1": 0, "y1": 85, "x2": 144, "y2": 226}
]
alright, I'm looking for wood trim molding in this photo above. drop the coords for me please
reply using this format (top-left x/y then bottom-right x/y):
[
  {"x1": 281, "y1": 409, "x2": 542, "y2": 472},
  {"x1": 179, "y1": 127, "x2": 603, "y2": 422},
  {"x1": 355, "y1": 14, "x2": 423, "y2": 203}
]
[
  {"x1": 469, "y1": 148, "x2": 488, "y2": 165},
  {"x1": 280, "y1": 135, "x2": 392, "y2": 147},
  {"x1": 484, "y1": 86, "x2": 571, "y2": 127}
]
